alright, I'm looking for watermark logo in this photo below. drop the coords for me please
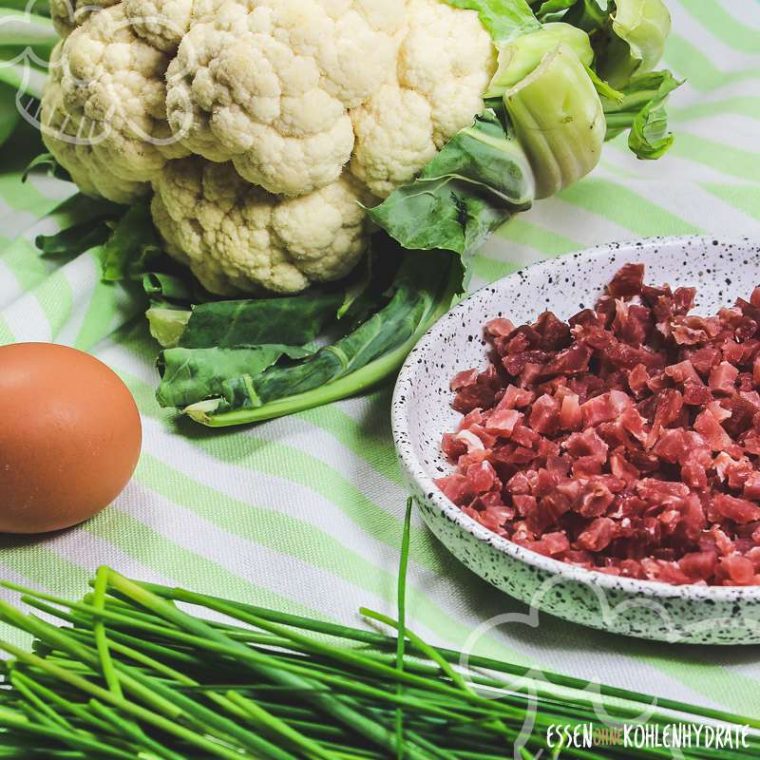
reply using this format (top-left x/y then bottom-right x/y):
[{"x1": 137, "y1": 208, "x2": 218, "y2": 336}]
[
  {"x1": 0, "y1": 0, "x2": 194, "y2": 148},
  {"x1": 456, "y1": 573, "x2": 760, "y2": 759},
  {"x1": 547, "y1": 722, "x2": 752, "y2": 752}
]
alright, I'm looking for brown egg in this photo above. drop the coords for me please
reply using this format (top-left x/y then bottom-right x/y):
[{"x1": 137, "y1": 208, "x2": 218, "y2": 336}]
[{"x1": 0, "y1": 343, "x2": 142, "y2": 534}]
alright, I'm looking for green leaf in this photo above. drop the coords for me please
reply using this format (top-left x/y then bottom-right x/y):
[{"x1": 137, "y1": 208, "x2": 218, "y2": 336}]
[
  {"x1": 368, "y1": 111, "x2": 534, "y2": 256},
  {"x1": 179, "y1": 293, "x2": 343, "y2": 350},
  {"x1": 602, "y1": 70, "x2": 681, "y2": 158},
  {"x1": 157, "y1": 345, "x2": 316, "y2": 409},
  {"x1": 535, "y1": 0, "x2": 575, "y2": 18},
  {"x1": 443, "y1": 0, "x2": 541, "y2": 42},
  {"x1": 36, "y1": 219, "x2": 114, "y2": 258},
  {"x1": 146, "y1": 307, "x2": 191, "y2": 349},
  {"x1": 593, "y1": 0, "x2": 671, "y2": 88},
  {"x1": 98, "y1": 202, "x2": 162, "y2": 282},
  {"x1": 22, "y1": 152, "x2": 71, "y2": 183},
  {"x1": 585, "y1": 64, "x2": 624, "y2": 103},
  {"x1": 182, "y1": 249, "x2": 462, "y2": 426},
  {"x1": 143, "y1": 272, "x2": 196, "y2": 305},
  {"x1": 0, "y1": 85, "x2": 19, "y2": 148},
  {"x1": 563, "y1": 0, "x2": 609, "y2": 32}
]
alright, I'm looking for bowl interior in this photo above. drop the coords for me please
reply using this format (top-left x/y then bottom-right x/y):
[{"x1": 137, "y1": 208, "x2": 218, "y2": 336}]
[{"x1": 393, "y1": 236, "x2": 760, "y2": 598}]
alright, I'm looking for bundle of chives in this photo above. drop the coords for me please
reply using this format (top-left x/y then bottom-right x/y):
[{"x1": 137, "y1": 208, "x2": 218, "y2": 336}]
[{"x1": 0, "y1": 505, "x2": 756, "y2": 758}]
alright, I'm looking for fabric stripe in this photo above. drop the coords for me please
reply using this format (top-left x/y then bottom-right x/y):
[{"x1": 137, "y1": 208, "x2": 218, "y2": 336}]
[
  {"x1": 672, "y1": 96, "x2": 760, "y2": 122},
  {"x1": 557, "y1": 179, "x2": 701, "y2": 237},
  {"x1": 664, "y1": 35, "x2": 760, "y2": 92},
  {"x1": 675, "y1": 0, "x2": 760, "y2": 53},
  {"x1": 701, "y1": 182, "x2": 760, "y2": 222}
]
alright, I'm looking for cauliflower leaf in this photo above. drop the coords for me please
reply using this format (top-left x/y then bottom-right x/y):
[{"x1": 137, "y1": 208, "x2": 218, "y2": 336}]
[{"x1": 368, "y1": 110, "x2": 534, "y2": 256}]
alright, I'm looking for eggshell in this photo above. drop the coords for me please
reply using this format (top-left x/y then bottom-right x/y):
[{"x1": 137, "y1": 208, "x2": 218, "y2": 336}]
[{"x1": 0, "y1": 343, "x2": 142, "y2": 534}]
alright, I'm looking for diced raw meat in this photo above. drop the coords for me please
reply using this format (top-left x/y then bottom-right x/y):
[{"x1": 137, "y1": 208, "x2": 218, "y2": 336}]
[
  {"x1": 484, "y1": 409, "x2": 523, "y2": 437},
  {"x1": 607, "y1": 263, "x2": 644, "y2": 298},
  {"x1": 529, "y1": 394, "x2": 560, "y2": 435},
  {"x1": 708, "y1": 362, "x2": 738, "y2": 395},
  {"x1": 710, "y1": 495, "x2": 760, "y2": 524},
  {"x1": 577, "y1": 518, "x2": 616, "y2": 551},
  {"x1": 438, "y1": 264, "x2": 760, "y2": 586}
]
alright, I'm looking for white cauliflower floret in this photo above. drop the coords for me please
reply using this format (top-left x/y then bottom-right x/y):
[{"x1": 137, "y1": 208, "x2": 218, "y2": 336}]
[
  {"x1": 50, "y1": 0, "x2": 120, "y2": 38},
  {"x1": 151, "y1": 157, "x2": 371, "y2": 295},
  {"x1": 42, "y1": 0, "x2": 498, "y2": 293},
  {"x1": 350, "y1": 0, "x2": 496, "y2": 197},
  {"x1": 41, "y1": 5, "x2": 186, "y2": 203},
  {"x1": 123, "y1": 0, "x2": 224, "y2": 52},
  {"x1": 350, "y1": 85, "x2": 438, "y2": 199},
  {"x1": 165, "y1": 0, "x2": 405, "y2": 196}
]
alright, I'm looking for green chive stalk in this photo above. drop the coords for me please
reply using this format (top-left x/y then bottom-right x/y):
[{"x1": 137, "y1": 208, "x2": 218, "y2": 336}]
[{"x1": 0, "y1": 554, "x2": 756, "y2": 759}]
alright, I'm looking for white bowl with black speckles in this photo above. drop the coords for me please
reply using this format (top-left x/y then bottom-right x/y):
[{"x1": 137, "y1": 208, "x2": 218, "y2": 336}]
[{"x1": 392, "y1": 236, "x2": 760, "y2": 645}]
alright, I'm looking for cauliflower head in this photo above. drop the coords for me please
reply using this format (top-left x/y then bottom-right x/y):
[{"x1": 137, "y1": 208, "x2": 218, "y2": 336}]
[
  {"x1": 41, "y1": 0, "x2": 497, "y2": 294},
  {"x1": 152, "y1": 156, "x2": 371, "y2": 294}
]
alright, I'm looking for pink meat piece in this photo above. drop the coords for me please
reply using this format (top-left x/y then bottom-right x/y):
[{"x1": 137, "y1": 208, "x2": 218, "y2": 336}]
[
  {"x1": 484, "y1": 317, "x2": 515, "y2": 338},
  {"x1": 670, "y1": 316, "x2": 721, "y2": 345},
  {"x1": 679, "y1": 551, "x2": 718, "y2": 581},
  {"x1": 484, "y1": 409, "x2": 523, "y2": 437},
  {"x1": 719, "y1": 554, "x2": 756, "y2": 585},
  {"x1": 558, "y1": 392, "x2": 582, "y2": 431},
  {"x1": 607, "y1": 263, "x2": 644, "y2": 297},
  {"x1": 709, "y1": 361, "x2": 739, "y2": 395},
  {"x1": 610, "y1": 450, "x2": 640, "y2": 484},
  {"x1": 529, "y1": 394, "x2": 560, "y2": 435},
  {"x1": 496, "y1": 384, "x2": 535, "y2": 410},
  {"x1": 465, "y1": 461, "x2": 499, "y2": 494},
  {"x1": 580, "y1": 389, "x2": 633, "y2": 427},
  {"x1": 523, "y1": 532, "x2": 570, "y2": 557},
  {"x1": 683, "y1": 380, "x2": 713, "y2": 406},
  {"x1": 710, "y1": 495, "x2": 760, "y2": 524},
  {"x1": 435, "y1": 475, "x2": 474, "y2": 506},
  {"x1": 681, "y1": 461, "x2": 708, "y2": 491},
  {"x1": 688, "y1": 346, "x2": 722, "y2": 376},
  {"x1": 628, "y1": 364, "x2": 650, "y2": 396},
  {"x1": 564, "y1": 428, "x2": 609, "y2": 465},
  {"x1": 540, "y1": 343, "x2": 592, "y2": 378},
  {"x1": 665, "y1": 360, "x2": 702, "y2": 386},
  {"x1": 722, "y1": 340, "x2": 745, "y2": 365},
  {"x1": 572, "y1": 456, "x2": 603, "y2": 479},
  {"x1": 743, "y1": 472, "x2": 760, "y2": 501},
  {"x1": 577, "y1": 518, "x2": 616, "y2": 552},
  {"x1": 534, "y1": 311, "x2": 571, "y2": 350},
  {"x1": 694, "y1": 403, "x2": 734, "y2": 451},
  {"x1": 450, "y1": 368, "x2": 479, "y2": 391},
  {"x1": 578, "y1": 479, "x2": 616, "y2": 518}
]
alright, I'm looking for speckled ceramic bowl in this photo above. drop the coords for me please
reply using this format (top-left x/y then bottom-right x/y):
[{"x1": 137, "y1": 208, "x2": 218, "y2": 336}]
[{"x1": 393, "y1": 236, "x2": 760, "y2": 645}]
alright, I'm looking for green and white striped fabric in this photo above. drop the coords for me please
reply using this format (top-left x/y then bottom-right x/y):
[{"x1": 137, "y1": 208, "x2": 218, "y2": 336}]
[{"x1": 1, "y1": 0, "x2": 759, "y2": 718}]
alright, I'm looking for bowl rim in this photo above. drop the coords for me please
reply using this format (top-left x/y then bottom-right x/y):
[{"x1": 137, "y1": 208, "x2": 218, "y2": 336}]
[{"x1": 392, "y1": 234, "x2": 760, "y2": 602}]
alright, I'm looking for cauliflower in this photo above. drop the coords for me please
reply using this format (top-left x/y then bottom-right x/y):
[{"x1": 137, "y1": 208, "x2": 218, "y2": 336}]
[
  {"x1": 41, "y1": 0, "x2": 497, "y2": 293},
  {"x1": 42, "y1": 5, "x2": 187, "y2": 203},
  {"x1": 152, "y1": 156, "x2": 371, "y2": 294}
]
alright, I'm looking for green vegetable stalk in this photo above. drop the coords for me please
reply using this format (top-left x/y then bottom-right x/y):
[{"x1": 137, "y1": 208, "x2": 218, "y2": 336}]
[
  {"x1": 504, "y1": 42, "x2": 606, "y2": 199},
  {"x1": 180, "y1": 251, "x2": 462, "y2": 427},
  {"x1": 0, "y1": 1, "x2": 56, "y2": 146},
  {"x1": 598, "y1": 0, "x2": 672, "y2": 88},
  {"x1": 485, "y1": 21, "x2": 593, "y2": 96},
  {"x1": 0, "y1": 524, "x2": 757, "y2": 759}
]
